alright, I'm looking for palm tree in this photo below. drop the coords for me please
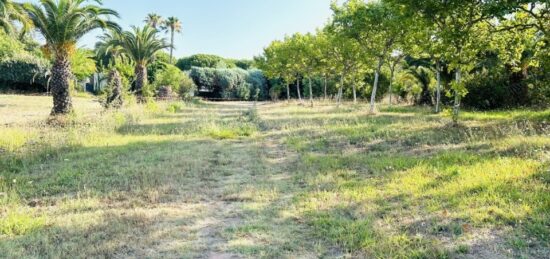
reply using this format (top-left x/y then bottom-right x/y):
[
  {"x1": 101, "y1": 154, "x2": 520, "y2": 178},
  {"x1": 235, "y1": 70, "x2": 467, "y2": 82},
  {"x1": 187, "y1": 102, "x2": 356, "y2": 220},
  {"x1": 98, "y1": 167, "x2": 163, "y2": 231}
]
[
  {"x1": 24, "y1": 0, "x2": 119, "y2": 115},
  {"x1": 0, "y1": 0, "x2": 31, "y2": 36},
  {"x1": 402, "y1": 58, "x2": 434, "y2": 106},
  {"x1": 162, "y1": 16, "x2": 182, "y2": 64},
  {"x1": 98, "y1": 26, "x2": 169, "y2": 97},
  {"x1": 144, "y1": 13, "x2": 163, "y2": 30}
]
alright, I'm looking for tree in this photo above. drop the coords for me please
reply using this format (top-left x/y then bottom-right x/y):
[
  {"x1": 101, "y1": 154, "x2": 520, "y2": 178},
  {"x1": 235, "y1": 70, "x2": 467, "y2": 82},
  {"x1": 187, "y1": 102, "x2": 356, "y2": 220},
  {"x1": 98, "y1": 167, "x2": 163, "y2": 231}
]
[
  {"x1": 326, "y1": 17, "x2": 369, "y2": 105},
  {"x1": 24, "y1": 0, "x2": 119, "y2": 115},
  {"x1": 387, "y1": 50, "x2": 406, "y2": 106},
  {"x1": 333, "y1": 0, "x2": 407, "y2": 112},
  {"x1": 293, "y1": 33, "x2": 322, "y2": 107},
  {"x1": 391, "y1": 0, "x2": 495, "y2": 123},
  {"x1": 176, "y1": 54, "x2": 232, "y2": 71},
  {"x1": 97, "y1": 26, "x2": 170, "y2": 98},
  {"x1": 162, "y1": 16, "x2": 182, "y2": 64},
  {"x1": 0, "y1": 0, "x2": 31, "y2": 36},
  {"x1": 144, "y1": 13, "x2": 163, "y2": 30},
  {"x1": 257, "y1": 40, "x2": 291, "y2": 101}
]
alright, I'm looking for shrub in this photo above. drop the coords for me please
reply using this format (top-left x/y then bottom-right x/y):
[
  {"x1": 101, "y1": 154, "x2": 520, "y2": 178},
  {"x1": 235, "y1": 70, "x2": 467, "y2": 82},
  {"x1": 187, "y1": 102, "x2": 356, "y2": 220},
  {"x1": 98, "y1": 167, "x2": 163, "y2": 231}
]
[
  {"x1": 153, "y1": 64, "x2": 197, "y2": 99},
  {"x1": 176, "y1": 54, "x2": 234, "y2": 71},
  {"x1": 155, "y1": 65, "x2": 185, "y2": 93},
  {"x1": 0, "y1": 32, "x2": 50, "y2": 92},
  {"x1": 70, "y1": 49, "x2": 96, "y2": 81},
  {"x1": 179, "y1": 73, "x2": 197, "y2": 99},
  {"x1": 188, "y1": 67, "x2": 269, "y2": 100}
]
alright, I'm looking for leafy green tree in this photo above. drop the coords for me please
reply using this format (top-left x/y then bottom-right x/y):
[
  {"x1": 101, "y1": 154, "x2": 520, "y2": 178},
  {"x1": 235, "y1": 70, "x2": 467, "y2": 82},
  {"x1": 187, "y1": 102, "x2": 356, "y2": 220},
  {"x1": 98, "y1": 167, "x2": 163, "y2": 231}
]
[
  {"x1": 292, "y1": 32, "x2": 321, "y2": 107},
  {"x1": 97, "y1": 26, "x2": 170, "y2": 98},
  {"x1": 23, "y1": 0, "x2": 119, "y2": 115},
  {"x1": 391, "y1": 0, "x2": 495, "y2": 123},
  {"x1": 332, "y1": 0, "x2": 406, "y2": 112},
  {"x1": 144, "y1": 13, "x2": 163, "y2": 30},
  {"x1": 325, "y1": 20, "x2": 369, "y2": 105},
  {"x1": 70, "y1": 49, "x2": 96, "y2": 81},
  {"x1": 257, "y1": 40, "x2": 290, "y2": 100},
  {"x1": 176, "y1": 54, "x2": 232, "y2": 71},
  {"x1": 162, "y1": 16, "x2": 182, "y2": 64}
]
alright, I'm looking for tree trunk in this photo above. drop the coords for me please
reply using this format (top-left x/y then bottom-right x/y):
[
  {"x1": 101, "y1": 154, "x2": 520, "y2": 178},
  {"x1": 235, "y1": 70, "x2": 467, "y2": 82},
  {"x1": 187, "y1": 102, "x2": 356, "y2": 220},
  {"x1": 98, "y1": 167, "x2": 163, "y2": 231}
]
[
  {"x1": 296, "y1": 79, "x2": 302, "y2": 102},
  {"x1": 435, "y1": 62, "x2": 442, "y2": 113},
  {"x1": 389, "y1": 67, "x2": 395, "y2": 106},
  {"x1": 106, "y1": 69, "x2": 123, "y2": 108},
  {"x1": 308, "y1": 77, "x2": 314, "y2": 107},
  {"x1": 324, "y1": 76, "x2": 328, "y2": 100},
  {"x1": 452, "y1": 68, "x2": 462, "y2": 124},
  {"x1": 135, "y1": 63, "x2": 148, "y2": 99},
  {"x1": 337, "y1": 75, "x2": 344, "y2": 108},
  {"x1": 369, "y1": 57, "x2": 384, "y2": 113},
  {"x1": 170, "y1": 29, "x2": 175, "y2": 64},
  {"x1": 352, "y1": 80, "x2": 357, "y2": 104},
  {"x1": 50, "y1": 55, "x2": 73, "y2": 115},
  {"x1": 286, "y1": 82, "x2": 290, "y2": 101}
]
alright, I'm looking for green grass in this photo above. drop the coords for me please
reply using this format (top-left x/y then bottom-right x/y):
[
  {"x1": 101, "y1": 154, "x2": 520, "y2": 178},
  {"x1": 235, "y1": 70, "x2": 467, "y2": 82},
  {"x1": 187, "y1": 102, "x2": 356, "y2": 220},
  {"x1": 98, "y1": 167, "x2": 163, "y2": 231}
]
[{"x1": 0, "y1": 95, "x2": 548, "y2": 258}]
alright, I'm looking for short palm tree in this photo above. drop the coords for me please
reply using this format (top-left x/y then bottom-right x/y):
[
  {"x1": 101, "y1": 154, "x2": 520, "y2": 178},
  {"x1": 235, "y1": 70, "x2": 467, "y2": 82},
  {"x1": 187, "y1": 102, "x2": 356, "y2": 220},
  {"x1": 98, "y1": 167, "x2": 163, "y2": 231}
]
[
  {"x1": 162, "y1": 16, "x2": 182, "y2": 64},
  {"x1": 24, "y1": 0, "x2": 120, "y2": 115},
  {"x1": 144, "y1": 13, "x2": 163, "y2": 30},
  {"x1": 98, "y1": 26, "x2": 169, "y2": 97},
  {"x1": 0, "y1": 0, "x2": 31, "y2": 36}
]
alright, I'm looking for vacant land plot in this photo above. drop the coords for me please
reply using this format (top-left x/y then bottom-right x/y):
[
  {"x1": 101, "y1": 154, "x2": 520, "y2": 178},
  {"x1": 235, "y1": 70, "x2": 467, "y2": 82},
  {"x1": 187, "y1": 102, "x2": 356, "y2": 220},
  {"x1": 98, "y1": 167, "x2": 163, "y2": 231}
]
[{"x1": 1, "y1": 95, "x2": 549, "y2": 258}]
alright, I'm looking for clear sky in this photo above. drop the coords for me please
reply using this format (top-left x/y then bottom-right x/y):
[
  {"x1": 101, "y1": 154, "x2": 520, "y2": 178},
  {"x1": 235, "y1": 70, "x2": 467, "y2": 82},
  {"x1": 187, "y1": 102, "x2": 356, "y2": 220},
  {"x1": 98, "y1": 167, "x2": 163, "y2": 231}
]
[{"x1": 31, "y1": 0, "x2": 334, "y2": 60}]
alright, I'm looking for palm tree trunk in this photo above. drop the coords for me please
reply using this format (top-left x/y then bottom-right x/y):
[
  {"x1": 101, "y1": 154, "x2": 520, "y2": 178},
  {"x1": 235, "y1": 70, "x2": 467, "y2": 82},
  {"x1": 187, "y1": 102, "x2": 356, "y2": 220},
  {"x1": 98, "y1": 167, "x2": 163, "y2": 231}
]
[
  {"x1": 170, "y1": 29, "x2": 174, "y2": 64},
  {"x1": 135, "y1": 63, "x2": 148, "y2": 99},
  {"x1": 308, "y1": 77, "x2": 313, "y2": 107},
  {"x1": 369, "y1": 57, "x2": 384, "y2": 113},
  {"x1": 50, "y1": 55, "x2": 73, "y2": 115},
  {"x1": 107, "y1": 69, "x2": 123, "y2": 108}
]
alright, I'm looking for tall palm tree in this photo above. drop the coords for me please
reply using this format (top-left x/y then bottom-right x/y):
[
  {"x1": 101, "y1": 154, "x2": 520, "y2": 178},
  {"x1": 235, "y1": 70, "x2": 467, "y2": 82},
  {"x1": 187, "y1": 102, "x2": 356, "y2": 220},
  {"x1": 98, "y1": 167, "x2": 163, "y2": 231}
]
[
  {"x1": 0, "y1": 0, "x2": 31, "y2": 36},
  {"x1": 98, "y1": 26, "x2": 169, "y2": 97},
  {"x1": 24, "y1": 0, "x2": 119, "y2": 115},
  {"x1": 162, "y1": 16, "x2": 182, "y2": 64},
  {"x1": 144, "y1": 13, "x2": 163, "y2": 30}
]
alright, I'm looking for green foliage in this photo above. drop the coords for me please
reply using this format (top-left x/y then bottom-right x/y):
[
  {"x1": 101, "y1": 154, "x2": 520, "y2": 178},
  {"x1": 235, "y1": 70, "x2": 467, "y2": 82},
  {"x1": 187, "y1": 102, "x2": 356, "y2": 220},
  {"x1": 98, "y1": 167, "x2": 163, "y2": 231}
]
[
  {"x1": 0, "y1": 32, "x2": 49, "y2": 91},
  {"x1": 153, "y1": 64, "x2": 196, "y2": 96},
  {"x1": 23, "y1": 0, "x2": 120, "y2": 58},
  {"x1": 176, "y1": 54, "x2": 237, "y2": 71},
  {"x1": 189, "y1": 67, "x2": 268, "y2": 100},
  {"x1": 70, "y1": 49, "x2": 96, "y2": 81}
]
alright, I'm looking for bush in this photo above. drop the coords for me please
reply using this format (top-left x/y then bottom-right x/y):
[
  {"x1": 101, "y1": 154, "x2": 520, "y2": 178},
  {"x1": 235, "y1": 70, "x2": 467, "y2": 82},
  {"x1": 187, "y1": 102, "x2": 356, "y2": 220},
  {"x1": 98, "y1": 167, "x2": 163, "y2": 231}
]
[
  {"x1": 176, "y1": 54, "x2": 234, "y2": 71},
  {"x1": 0, "y1": 32, "x2": 50, "y2": 92},
  {"x1": 70, "y1": 49, "x2": 96, "y2": 81},
  {"x1": 155, "y1": 65, "x2": 185, "y2": 93},
  {"x1": 188, "y1": 67, "x2": 269, "y2": 100},
  {"x1": 179, "y1": 73, "x2": 197, "y2": 99},
  {"x1": 153, "y1": 64, "x2": 197, "y2": 99}
]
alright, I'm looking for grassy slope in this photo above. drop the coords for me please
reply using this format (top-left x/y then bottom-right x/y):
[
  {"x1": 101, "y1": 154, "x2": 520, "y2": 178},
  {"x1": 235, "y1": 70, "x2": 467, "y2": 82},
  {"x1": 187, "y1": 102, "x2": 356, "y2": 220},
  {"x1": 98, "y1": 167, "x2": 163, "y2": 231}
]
[{"x1": 0, "y1": 95, "x2": 548, "y2": 258}]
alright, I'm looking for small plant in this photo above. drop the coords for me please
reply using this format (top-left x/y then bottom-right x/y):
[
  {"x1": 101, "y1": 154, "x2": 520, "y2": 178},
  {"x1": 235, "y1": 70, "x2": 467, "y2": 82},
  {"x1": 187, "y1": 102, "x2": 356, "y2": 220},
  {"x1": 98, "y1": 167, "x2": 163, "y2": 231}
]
[
  {"x1": 144, "y1": 97, "x2": 160, "y2": 113},
  {"x1": 166, "y1": 102, "x2": 184, "y2": 113}
]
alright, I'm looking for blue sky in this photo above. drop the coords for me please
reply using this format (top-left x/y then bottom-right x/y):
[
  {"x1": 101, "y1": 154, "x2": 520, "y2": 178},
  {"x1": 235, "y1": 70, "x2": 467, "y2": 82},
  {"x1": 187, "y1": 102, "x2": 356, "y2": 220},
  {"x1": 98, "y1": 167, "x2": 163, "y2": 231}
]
[{"x1": 30, "y1": 0, "x2": 334, "y2": 59}]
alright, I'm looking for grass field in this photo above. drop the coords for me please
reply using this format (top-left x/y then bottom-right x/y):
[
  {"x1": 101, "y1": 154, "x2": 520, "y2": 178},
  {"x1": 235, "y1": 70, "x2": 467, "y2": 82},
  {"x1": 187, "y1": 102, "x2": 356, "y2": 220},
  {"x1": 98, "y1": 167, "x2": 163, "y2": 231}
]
[{"x1": 1, "y1": 95, "x2": 549, "y2": 258}]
